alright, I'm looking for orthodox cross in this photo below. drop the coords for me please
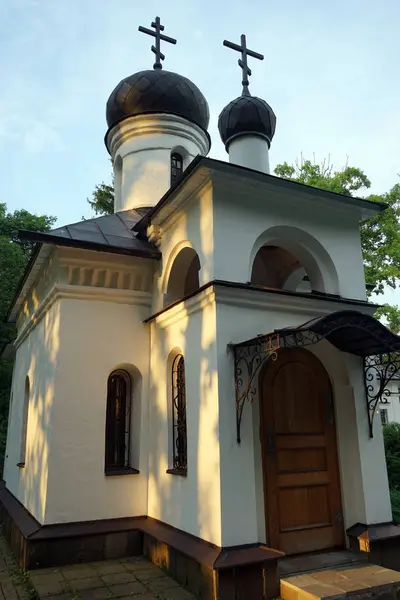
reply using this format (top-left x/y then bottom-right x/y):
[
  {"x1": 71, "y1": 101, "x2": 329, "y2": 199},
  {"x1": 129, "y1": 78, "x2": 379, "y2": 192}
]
[
  {"x1": 223, "y1": 34, "x2": 264, "y2": 95},
  {"x1": 138, "y1": 16, "x2": 177, "y2": 70}
]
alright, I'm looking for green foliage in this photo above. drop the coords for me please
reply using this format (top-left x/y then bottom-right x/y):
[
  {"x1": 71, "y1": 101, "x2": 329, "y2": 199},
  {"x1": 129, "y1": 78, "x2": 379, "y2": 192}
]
[
  {"x1": 274, "y1": 157, "x2": 400, "y2": 333},
  {"x1": 274, "y1": 158, "x2": 371, "y2": 196},
  {"x1": 0, "y1": 203, "x2": 55, "y2": 473},
  {"x1": 383, "y1": 423, "x2": 400, "y2": 489},
  {"x1": 383, "y1": 423, "x2": 400, "y2": 522},
  {"x1": 87, "y1": 181, "x2": 114, "y2": 216}
]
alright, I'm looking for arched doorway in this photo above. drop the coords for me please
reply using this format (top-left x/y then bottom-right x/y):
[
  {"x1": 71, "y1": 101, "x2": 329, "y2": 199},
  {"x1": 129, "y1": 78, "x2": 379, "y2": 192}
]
[{"x1": 259, "y1": 348, "x2": 344, "y2": 554}]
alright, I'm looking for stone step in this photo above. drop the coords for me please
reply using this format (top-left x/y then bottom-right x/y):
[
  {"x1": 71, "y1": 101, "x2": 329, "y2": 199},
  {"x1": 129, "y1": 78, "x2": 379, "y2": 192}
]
[
  {"x1": 281, "y1": 564, "x2": 400, "y2": 600},
  {"x1": 279, "y1": 550, "x2": 368, "y2": 578}
]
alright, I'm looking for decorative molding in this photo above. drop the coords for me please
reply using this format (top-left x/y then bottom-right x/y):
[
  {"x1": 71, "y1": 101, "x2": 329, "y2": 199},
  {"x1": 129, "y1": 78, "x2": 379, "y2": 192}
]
[
  {"x1": 147, "y1": 225, "x2": 162, "y2": 247},
  {"x1": 106, "y1": 113, "x2": 210, "y2": 158},
  {"x1": 15, "y1": 284, "x2": 152, "y2": 350},
  {"x1": 152, "y1": 286, "x2": 216, "y2": 330},
  {"x1": 214, "y1": 284, "x2": 376, "y2": 326}
]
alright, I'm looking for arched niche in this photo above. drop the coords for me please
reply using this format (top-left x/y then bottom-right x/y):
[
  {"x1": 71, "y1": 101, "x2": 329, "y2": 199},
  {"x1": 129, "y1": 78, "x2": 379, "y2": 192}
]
[
  {"x1": 249, "y1": 226, "x2": 340, "y2": 295},
  {"x1": 163, "y1": 245, "x2": 201, "y2": 307},
  {"x1": 106, "y1": 363, "x2": 142, "y2": 471}
]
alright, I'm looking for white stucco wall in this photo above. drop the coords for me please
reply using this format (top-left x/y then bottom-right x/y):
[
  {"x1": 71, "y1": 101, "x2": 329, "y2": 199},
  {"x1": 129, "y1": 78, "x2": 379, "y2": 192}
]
[
  {"x1": 43, "y1": 292, "x2": 152, "y2": 524},
  {"x1": 4, "y1": 300, "x2": 61, "y2": 524},
  {"x1": 147, "y1": 289, "x2": 222, "y2": 546},
  {"x1": 212, "y1": 180, "x2": 367, "y2": 301},
  {"x1": 214, "y1": 285, "x2": 392, "y2": 547},
  {"x1": 152, "y1": 180, "x2": 214, "y2": 315},
  {"x1": 106, "y1": 113, "x2": 210, "y2": 212}
]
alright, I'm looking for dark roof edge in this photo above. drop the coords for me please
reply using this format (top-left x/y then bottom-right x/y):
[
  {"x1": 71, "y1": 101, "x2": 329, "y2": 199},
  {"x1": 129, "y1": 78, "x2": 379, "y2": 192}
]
[
  {"x1": 134, "y1": 156, "x2": 387, "y2": 233},
  {"x1": 144, "y1": 279, "x2": 378, "y2": 323},
  {"x1": 18, "y1": 229, "x2": 162, "y2": 260},
  {"x1": 4, "y1": 243, "x2": 42, "y2": 323}
]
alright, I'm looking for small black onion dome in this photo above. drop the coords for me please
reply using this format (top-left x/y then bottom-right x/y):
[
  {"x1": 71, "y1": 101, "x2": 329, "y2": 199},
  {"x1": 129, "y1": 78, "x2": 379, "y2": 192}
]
[
  {"x1": 218, "y1": 95, "x2": 276, "y2": 150},
  {"x1": 106, "y1": 69, "x2": 210, "y2": 131}
]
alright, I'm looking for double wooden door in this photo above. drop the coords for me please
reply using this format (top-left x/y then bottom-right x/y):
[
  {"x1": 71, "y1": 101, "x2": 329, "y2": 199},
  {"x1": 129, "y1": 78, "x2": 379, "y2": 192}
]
[{"x1": 260, "y1": 348, "x2": 344, "y2": 555}]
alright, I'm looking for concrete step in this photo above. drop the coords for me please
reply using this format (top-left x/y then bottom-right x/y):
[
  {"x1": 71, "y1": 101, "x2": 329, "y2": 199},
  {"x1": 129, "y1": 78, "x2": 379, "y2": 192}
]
[
  {"x1": 279, "y1": 550, "x2": 368, "y2": 578},
  {"x1": 281, "y1": 564, "x2": 400, "y2": 600}
]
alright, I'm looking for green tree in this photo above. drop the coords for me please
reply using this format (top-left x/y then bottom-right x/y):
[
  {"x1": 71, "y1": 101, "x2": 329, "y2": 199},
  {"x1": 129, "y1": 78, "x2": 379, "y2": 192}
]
[
  {"x1": 88, "y1": 181, "x2": 114, "y2": 216},
  {"x1": 0, "y1": 203, "x2": 55, "y2": 469},
  {"x1": 274, "y1": 158, "x2": 400, "y2": 332}
]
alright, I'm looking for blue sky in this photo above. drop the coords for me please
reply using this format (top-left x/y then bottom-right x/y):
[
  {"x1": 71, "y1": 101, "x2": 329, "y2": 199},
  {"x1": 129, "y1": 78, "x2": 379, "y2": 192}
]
[{"x1": 0, "y1": 0, "x2": 399, "y2": 228}]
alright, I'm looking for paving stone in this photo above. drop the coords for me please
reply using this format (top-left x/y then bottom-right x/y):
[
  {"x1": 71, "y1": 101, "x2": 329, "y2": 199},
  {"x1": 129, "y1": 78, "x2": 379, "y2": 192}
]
[
  {"x1": 107, "y1": 581, "x2": 146, "y2": 597},
  {"x1": 94, "y1": 564, "x2": 127, "y2": 576},
  {"x1": 120, "y1": 560, "x2": 154, "y2": 572},
  {"x1": 157, "y1": 587, "x2": 196, "y2": 600},
  {"x1": 67, "y1": 577, "x2": 104, "y2": 591},
  {"x1": 134, "y1": 568, "x2": 166, "y2": 582},
  {"x1": 42, "y1": 595, "x2": 76, "y2": 600},
  {"x1": 146, "y1": 577, "x2": 181, "y2": 592},
  {"x1": 34, "y1": 580, "x2": 71, "y2": 597},
  {"x1": 100, "y1": 573, "x2": 136, "y2": 585},
  {"x1": 77, "y1": 588, "x2": 114, "y2": 600},
  {"x1": 62, "y1": 568, "x2": 99, "y2": 581},
  {"x1": 30, "y1": 573, "x2": 65, "y2": 586}
]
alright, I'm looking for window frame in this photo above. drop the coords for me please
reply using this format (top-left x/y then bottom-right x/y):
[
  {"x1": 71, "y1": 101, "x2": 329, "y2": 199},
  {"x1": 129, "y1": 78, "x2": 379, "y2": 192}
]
[
  {"x1": 104, "y1": 369, "x2": 139, "y2": 476},
  {"x1": 170, "y1": 152, "x2": 183, "y2": 186},
  {"x1": 17, "y1": 376, "x2": 30, "y2": 468},
  {"x1": 167, "y1": 354, "x2": 187, "y2": 476},
  {"x1": 380, "y1": 408, "x2": 389, "y2": 426}
]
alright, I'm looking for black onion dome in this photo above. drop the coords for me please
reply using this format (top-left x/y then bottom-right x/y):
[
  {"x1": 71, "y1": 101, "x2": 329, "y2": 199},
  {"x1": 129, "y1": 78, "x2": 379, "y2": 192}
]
[
  {"x1": 218, "y1": 95, "x2": 276, "y2": 150},
  {"x1": 106, "y1": 69, "x2": 210, "y2": 131}
]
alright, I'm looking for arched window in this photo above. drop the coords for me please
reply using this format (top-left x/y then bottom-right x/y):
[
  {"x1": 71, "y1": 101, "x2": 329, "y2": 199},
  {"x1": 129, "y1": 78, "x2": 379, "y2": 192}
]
[
  {"x1": 105, "y1": 370, "x2": 133, "y2": 473},
  {"x1": 171, "y1": 355, "x2": 187, "y2": 474},
  {"x1": 18, "y1": 376, "x2": 30, "y2": 467},
  {"x1": 171, "y1": 152, "x2": 183, "y2": 186}
]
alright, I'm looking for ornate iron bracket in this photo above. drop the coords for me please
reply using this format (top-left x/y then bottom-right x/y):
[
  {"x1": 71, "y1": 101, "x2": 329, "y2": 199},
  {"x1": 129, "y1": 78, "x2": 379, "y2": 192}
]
[
  {"x1": 230, "y1": 334, "x2": 280, "y2": 443},
  {"x1": 364, "y1": 352, "x2": 400, "y2": 437}
]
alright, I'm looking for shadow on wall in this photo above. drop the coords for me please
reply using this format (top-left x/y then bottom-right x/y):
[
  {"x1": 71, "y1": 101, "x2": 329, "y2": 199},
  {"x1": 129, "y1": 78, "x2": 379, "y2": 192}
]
[
  {"x1": 148, "y1": 196, "x2": 220, "y2": 549},
  {"x1": 5, "y1": 298, "x2": 61, "y2": 523}
]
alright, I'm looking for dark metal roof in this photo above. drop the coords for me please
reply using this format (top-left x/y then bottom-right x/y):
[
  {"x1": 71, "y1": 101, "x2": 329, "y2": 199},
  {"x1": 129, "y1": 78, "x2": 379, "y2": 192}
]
[
  {"x1": 274, "y1": 310, "x2": 400, "y2": 357},
  {"x1": 218, "y1": 95, "x2": 276, "y2": 149},
  {"x1": 106, "y1": 69, "x2": 210, "y2": 132},
  {"x1": 18, "y1": 209, "x2": 161, "y2": 259}
]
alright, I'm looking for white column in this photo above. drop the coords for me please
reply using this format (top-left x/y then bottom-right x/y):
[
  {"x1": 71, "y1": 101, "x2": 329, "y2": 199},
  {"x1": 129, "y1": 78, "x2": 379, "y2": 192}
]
[
  {"x1": 228, "y1": 135, "x2": 270, "y2": 174},
  {"x1": 106, "y1": 113, "x2": 210, "y2": 212}
]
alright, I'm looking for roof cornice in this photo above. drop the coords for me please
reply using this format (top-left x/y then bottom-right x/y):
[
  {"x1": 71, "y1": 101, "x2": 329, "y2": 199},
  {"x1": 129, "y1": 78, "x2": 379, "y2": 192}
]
[{"x1": 134, "y1": 156, "x2": 387, "y2": 232}]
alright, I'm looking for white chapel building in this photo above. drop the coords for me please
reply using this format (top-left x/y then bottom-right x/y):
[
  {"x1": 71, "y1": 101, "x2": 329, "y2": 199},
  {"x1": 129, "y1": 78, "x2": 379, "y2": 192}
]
[{"x1": 2, "y1": 18, "x2": 400, "y2": 600}]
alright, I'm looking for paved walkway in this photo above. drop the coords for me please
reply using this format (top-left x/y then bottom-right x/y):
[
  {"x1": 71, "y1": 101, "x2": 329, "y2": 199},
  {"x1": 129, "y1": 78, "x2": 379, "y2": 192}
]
[{"x1": 0, "y1": 533, "x2": 195, "y2": 600}]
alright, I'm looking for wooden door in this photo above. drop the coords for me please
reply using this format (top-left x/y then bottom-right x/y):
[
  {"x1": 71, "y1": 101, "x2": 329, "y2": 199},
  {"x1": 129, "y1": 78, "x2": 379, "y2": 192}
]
[{"x1": 260, "y1": 348, "x2": 344, "y2": 555}]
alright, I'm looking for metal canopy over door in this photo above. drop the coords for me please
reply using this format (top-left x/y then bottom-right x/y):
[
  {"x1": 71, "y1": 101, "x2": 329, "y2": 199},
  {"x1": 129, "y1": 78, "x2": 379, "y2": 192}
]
[{"x1": 259, "y1": 347, "x2": 344, "y2": 555}]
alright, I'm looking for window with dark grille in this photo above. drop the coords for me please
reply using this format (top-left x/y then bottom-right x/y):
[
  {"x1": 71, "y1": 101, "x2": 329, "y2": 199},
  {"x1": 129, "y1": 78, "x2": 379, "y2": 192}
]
[
  {"x1": 380, "y1": 408, "x2": 389, "y2": 425},
  {"x1": 105, "y1": 370, "x2": 132, "y2": 472},
  {"x1": 171, "y1": 152, "x2": 183, "y2": 186},
  {"x1": 171, "y1": 354, "x2": 187, "y2": 473}
]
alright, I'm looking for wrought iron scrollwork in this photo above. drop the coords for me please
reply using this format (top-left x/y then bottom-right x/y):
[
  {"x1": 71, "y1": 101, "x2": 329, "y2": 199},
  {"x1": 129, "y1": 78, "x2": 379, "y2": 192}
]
[
  {"x1": 231, "y1": 334, "x2": 280, "y2": 443},
  {"x1": 363, "y1": 352, "x2": 400, "y2": 437},
  {"x1": 172, "y1": 354, "x2": 187, "y2": 472}
]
